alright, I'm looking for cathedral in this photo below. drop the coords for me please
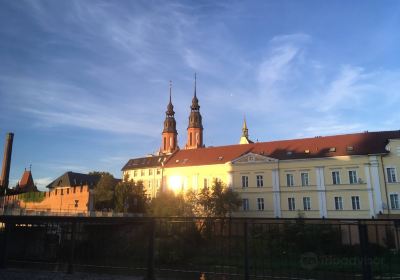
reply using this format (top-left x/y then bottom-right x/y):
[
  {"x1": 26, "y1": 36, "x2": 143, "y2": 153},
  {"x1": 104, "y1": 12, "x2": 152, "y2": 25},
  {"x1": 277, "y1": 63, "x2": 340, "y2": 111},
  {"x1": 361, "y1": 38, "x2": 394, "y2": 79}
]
[{"x1": 122, "y1": 77, "x2": 400, "y2": 219}]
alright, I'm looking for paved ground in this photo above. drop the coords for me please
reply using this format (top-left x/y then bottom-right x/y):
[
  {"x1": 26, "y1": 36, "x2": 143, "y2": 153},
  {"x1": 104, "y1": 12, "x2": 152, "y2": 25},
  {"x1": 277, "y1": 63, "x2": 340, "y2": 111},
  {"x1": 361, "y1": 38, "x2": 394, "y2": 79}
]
[{"x1": 0, "y1": 269, "x2": 145, "y2": 280}]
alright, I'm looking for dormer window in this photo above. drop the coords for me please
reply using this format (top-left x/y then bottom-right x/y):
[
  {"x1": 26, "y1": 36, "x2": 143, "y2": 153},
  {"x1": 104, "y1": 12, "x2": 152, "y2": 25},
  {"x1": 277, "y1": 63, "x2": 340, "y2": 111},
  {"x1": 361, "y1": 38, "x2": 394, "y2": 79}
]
[
  {"x1": 304, "y1": 149, "x2": 310, "y2": 154},
  {"x1": 218, "y1": 156, "x2": 223, "y2": 160}
]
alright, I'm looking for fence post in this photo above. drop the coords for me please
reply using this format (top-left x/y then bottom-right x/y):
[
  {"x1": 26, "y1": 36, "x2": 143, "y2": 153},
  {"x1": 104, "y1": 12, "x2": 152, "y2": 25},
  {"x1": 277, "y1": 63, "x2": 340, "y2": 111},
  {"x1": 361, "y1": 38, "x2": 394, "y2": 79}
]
[
  {"x1": 244, "y1": 220, "x2": 249, "y2": 280},
  {"x1": 144, "y1": 218, "x2": 156, "y2": 280},
  {"x1": 67, "y1": 221, "x2": 76, "y2": 274},
  {"x1": 358, "y1": 222, "x2": 372, "y2": 280},
  {"x1": 0, "y1": 220, "x2": 9, "y2": 269}
]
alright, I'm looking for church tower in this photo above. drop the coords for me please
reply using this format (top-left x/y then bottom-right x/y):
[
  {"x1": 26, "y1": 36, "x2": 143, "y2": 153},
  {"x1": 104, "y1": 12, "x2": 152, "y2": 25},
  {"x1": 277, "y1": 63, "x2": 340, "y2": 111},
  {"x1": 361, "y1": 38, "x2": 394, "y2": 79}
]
[
  {"x1": 161, "y1": 82, "x2": 178, "y2": 154},
  {"x1": 239, "y1": 117, "x2": 253, "y2": 144},
  {"x1": 185, "y1": 74, "x2": 204, "y2": 149}
]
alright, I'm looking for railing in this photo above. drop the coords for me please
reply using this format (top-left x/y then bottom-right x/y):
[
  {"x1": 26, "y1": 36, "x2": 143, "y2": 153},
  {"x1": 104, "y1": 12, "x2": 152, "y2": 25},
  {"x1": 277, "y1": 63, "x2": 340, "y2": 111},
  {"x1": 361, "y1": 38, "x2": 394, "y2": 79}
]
[
  {"x1": 0, "y1": 208, "x2": 143, "y2": 217},
  {"x1": 0, "y1": 216, "x2": 399, "y2": 280}
]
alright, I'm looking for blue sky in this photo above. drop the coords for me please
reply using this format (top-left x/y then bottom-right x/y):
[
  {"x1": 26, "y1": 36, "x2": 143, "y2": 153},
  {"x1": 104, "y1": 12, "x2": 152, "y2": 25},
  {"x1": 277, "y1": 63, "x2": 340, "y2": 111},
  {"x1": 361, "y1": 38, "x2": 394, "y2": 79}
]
[{"x1": 1, "y1": 1, "x2": 400, "y2": 190}]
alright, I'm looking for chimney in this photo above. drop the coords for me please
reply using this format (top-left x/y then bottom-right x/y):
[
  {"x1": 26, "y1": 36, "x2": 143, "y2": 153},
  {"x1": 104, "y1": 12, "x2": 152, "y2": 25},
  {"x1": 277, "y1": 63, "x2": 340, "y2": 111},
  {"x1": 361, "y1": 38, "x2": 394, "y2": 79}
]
[{"x1": 0, "y1": 132, "x2": 14, "y2": 194}]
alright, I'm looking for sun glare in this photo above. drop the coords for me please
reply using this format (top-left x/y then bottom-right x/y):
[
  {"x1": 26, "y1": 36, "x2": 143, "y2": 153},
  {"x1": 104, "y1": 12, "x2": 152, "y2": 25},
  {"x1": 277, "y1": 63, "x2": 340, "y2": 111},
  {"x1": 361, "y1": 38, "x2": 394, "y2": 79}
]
[{"x1": 168, "y1": 175, "x2": 182, "y2": 193}]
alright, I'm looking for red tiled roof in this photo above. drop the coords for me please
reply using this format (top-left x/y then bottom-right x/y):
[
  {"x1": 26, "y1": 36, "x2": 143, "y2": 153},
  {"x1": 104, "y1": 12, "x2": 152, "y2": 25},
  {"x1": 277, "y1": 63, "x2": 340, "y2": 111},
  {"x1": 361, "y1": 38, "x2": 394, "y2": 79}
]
[
  {"x1": 19, "y1": 170, "x2": 34, "y2": 188},
  {"x1": 164, "y1": 130, "x2": 400, "y2": 168}
]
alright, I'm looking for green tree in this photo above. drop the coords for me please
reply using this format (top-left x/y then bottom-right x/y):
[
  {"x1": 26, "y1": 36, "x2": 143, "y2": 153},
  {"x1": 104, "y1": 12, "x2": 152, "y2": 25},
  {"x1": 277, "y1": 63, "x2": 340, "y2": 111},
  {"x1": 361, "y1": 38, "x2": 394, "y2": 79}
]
[
  {"x1": 114, "y1": 180, "x2": 147, "y2": 213},
  {"x1": 195, "y1": 179, "x2": 242, "y2": 217},
  {"x1": 92, "y1": 172, "x2": 117, "y2": 211},
  {"x1": 149, "y1": 189, "x2": 193, "y2": 216}
]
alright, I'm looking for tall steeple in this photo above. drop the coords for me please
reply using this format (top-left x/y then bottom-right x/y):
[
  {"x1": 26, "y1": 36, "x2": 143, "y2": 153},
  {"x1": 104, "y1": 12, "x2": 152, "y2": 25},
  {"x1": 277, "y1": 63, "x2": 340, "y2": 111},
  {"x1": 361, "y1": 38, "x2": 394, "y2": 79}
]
[
  {"x1": 239, "y1": 116, "x2": 253, "y2": 144},
  {"x1": 185, "y1": 73, "x2": 204, "y2": 149},
  {"x1": 161, "y1": 81, "x2": 178, "y2": 154},
  {"x1": 242, "y1": 117, "x2": 249, "y2": 138}
]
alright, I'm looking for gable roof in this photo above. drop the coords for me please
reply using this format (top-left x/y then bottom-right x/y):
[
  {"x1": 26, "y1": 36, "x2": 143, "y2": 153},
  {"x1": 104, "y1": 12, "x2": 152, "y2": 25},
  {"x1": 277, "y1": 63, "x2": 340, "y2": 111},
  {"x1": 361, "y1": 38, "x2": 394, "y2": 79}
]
[
  {"x1": 121, "y1": 155, "x2": 170, "y2": 171},
  {"x1": 14, "y1": 170, "x2": 38, "y2": 193},
  {"x1": 164, "y1": 130, "x2": 400, "y2": 168},
  {"x1": 46, "y1": 171, "x2": 101, "y2": 189},
  {"x1": 19, "y1": 170, "x2": 34, "y2": 188}
]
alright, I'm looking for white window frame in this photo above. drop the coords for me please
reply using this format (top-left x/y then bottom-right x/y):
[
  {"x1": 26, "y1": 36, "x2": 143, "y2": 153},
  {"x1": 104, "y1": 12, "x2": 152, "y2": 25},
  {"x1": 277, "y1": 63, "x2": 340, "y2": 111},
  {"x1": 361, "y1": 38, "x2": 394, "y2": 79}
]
[
  {"x1": 242, "y1": 198, "x2": 250, "y2": 211},
  {"x1": 242, "y1": 176, "x2": 249, "y2": 188},
  {"x1": 204, "y1": 178, "x2": 208, "y2": 189},
  {"x1": 386, "y1": 167, "x2": 397, "y2": 183},
  {"x1": 351, "y1": 196, "x2": 361, "y2": 210},
  {"x1": 286, "y1": 173, "x2": 294, "y2": 187},
  {"x1": 257, "y1": 198, "x2": 264, "y2": 211},
  {"x1": 301, "y1": 172, "x2": 309, "y2": 186},
  {"x1": 334, "y1": 196, "x2": 343, "y2": 210},
  {"x1": 348, "y1": 170, "x2": 357, "y2": 184},
  {"x1": 303, "y1": 197, "x2": 311, "y2": 211},
  {"x1": 389, "y1": 193, "x2": 399, "y2": 209},
  {"x1": 134, "y1": 170, "x2": 138, "y2": 177},
  {"x1": 288, "y1": 197, "x2": 296, "y2": 211},
  {"x1": 332, "y1": 171, "x2": 341, "y2": 185},
  {"x1": 256, "y1": 175, "x2": 264, "y2": 188}
]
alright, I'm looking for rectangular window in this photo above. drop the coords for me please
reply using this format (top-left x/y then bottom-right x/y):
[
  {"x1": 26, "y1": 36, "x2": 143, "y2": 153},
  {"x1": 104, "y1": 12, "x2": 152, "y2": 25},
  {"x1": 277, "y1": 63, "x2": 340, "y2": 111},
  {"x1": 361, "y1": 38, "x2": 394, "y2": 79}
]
[
  {"x1": 141, "y1": 170, "x2": 145, "y2": 176},
  {"x1": 286, "y1": 174, "x2": 294, "y2": 187},
  {"x1": 204, "y1": 178, "x2": 208, "y2": 189},
  {"x1": 149, "y1": 169, "x2": 153, "y2": 176},
  {"x1": 332, "y1": 171, "x2": 341, "y2": 185},
  {"x1": 242, "y1": 176, "x2": 249, "y2": 188},
  {"x1": 334, "y1": 197, "x2": 343, "y2": 210},
  {"x1": 301, "y1": 172, "x2": 309, "y2": 186},
  {"x1": 288, "y1": 197, "x2": 296, "y2": 211},
  {"x1": 390, "y1": 194, "x2": 399, "y2": 209},
  {"x1": 257, "y1": 198, "x2": 264, "y2": 211},
  {"x1": 242, "y1": 199, "x2": 249, "y2": 211},
  {"x1": 256, "y1": 175, "x2": 264, "y2": 187},
  {"x1": 387, "y1": 168, "x2": 397, "y2": 183},
  {"x1": 134, "y1": 170, "x2": 138, "y2": 177},
  {"x1": 157, "y1": 169, "x2": 161, "y2": 175},
  {"x1": 348, "y1": 170, "x2": 357, "y2": 184},
  {"x1": 303, "y1": 197, "x2": 311, "y2": 211},
  {"x1": 351, "y1": 196, "x2": 360, "y2": 210}
]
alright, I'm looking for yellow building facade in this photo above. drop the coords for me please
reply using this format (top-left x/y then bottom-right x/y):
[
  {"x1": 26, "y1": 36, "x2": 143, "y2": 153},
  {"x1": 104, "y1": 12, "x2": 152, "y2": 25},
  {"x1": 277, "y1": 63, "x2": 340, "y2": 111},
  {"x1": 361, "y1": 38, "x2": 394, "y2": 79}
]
[{"x1": 122, "y1": 81, "x2": 400, "y2": 219}]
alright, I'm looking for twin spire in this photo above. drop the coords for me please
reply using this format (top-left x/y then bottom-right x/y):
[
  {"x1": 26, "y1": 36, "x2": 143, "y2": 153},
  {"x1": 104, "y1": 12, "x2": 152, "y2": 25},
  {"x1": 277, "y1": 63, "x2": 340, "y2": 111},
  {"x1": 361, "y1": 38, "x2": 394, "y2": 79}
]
[{"x1": 161, "y1": 74, "x2": 203, "y2": 154}]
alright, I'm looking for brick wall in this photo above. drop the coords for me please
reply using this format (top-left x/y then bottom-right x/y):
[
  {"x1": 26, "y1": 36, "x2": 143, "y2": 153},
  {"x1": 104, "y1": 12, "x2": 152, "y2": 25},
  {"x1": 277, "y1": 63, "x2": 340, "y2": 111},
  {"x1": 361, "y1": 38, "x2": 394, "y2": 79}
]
[{"x1": 1, "y1": 185, "x2": 92, "y2": 213}]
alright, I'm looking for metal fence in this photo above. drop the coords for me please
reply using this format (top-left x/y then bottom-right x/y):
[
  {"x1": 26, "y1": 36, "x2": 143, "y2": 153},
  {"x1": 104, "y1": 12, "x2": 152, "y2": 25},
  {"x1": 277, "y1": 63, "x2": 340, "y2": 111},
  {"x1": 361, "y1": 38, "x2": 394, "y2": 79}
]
[{"x1": 0, "y1": 216, "x2": 399, "y2": 280}]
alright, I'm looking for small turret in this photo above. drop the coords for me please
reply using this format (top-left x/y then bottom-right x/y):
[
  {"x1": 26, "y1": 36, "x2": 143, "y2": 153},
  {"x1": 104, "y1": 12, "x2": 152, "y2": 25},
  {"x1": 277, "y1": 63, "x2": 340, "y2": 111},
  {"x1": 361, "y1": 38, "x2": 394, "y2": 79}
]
[{"x1": 239, "y1": 117, "x2": 253, "y2": 144}]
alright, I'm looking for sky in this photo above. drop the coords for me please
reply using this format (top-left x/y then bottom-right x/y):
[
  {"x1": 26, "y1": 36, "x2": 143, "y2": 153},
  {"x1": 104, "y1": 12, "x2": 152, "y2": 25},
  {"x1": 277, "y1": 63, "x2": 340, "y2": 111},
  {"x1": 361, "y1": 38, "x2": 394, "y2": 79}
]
[{"x1": 1, "y1": 1, "x2": 400, "y2": 190}]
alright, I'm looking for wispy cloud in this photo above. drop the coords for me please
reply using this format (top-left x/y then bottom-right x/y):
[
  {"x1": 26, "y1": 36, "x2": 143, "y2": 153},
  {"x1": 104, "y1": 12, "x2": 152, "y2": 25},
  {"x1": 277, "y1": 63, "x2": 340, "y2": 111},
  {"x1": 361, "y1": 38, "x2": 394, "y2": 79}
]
[
  {"x1": 0, "y1": 76, "x2": 159, "y2": 136},
  {"x1": 34, "y1": 177, "x2": 53, "y2": 190}
]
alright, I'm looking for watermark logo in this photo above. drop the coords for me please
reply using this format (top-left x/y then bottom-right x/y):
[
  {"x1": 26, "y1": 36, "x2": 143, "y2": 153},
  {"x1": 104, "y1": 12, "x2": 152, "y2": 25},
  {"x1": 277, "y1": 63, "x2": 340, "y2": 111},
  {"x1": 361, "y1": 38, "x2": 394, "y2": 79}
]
[
  {"x1": 300, "y1": 252, "x2": 384, "y2": 270},
  {"x1": 300, "y1": 252, "x2": 318, "y2": 270}
]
